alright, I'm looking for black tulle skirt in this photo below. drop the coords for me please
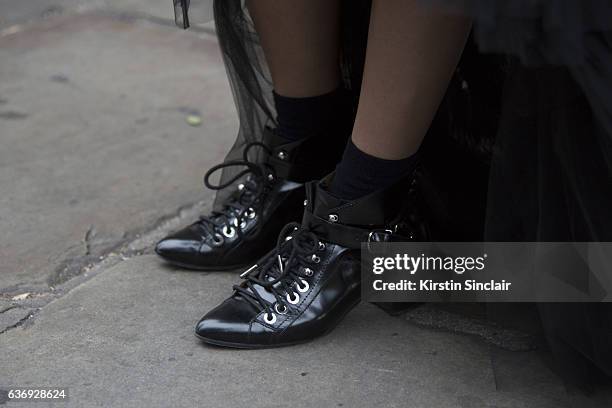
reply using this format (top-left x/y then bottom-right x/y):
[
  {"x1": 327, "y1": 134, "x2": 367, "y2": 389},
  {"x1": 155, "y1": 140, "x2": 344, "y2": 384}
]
[{"x1": 173, "y1": 0, "x2": 612, "y2": 392}]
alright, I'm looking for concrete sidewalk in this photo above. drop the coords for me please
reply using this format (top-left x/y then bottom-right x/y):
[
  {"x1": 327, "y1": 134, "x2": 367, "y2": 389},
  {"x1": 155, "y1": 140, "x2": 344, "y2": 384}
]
[
  {"x1": 0, "y1": 13, "x2": 232, "y2": 296},
  {"x1": 0, "y1": 255, "x2": 577, "y2": 408},
  {"x1": 0, "y1": 0, "x2": 201, "y2": 29},
  {"x1": 0, "y1": 5, "x2": 610, "y2": 408}
]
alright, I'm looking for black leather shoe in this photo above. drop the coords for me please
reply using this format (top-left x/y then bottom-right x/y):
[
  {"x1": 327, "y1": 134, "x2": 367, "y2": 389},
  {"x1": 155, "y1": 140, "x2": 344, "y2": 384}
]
[
  {"x1": 195, "y1": 174, "x2": 414, "y2": 348},
  {"x1": 155, "y1": 127, "x2": 348, "y2": 270}
]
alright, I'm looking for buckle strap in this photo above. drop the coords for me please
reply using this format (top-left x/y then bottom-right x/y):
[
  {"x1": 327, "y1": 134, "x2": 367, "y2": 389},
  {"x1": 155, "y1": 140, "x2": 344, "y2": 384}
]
[{"x1": 301, "y1": 210, "x2": 402, "y2": 249}]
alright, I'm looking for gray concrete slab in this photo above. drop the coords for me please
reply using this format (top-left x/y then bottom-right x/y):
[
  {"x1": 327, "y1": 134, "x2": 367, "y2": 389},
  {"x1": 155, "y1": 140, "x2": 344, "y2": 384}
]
[
  {"x1": 0, "y1": 255, "x2": 585, "y2": 408},
  {"x1": 0, "y1": 0, "x2": 199, "y2": 29},
  {"x1": 0, "y1": 14, "x2": 235, "y2": 293}
]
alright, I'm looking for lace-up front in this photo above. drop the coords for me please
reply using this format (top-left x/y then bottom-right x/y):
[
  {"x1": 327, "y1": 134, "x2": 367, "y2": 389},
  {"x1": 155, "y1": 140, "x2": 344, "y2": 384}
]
[
  {"x1": 194, "y1": 176, "x2": 412, "y2": 347},
  {"x1": 198, "y1": 142, "x2": 275, "y2": 245},
  {"x1": 234, "y1": 222, "x2": 325, "y2": 322}
]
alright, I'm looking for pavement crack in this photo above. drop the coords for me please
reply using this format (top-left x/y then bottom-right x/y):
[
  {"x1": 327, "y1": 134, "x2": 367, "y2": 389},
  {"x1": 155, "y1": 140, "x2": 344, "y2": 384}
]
[
  {"x1": 84, "y1": 225, "x2": 97, "y2": 256},
  {"x1": 0, "y1": 309, "x2": 35, "y2": 335},
  {"x1": 0, "y1": 304, "x2": 18, "y2": 314},
  {"x1": 2, "y1": 197, "x2": 214, "y2": 323}
]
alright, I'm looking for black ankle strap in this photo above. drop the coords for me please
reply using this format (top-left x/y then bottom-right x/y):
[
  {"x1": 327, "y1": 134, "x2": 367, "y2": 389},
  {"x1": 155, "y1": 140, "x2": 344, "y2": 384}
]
[
  {"x1": 301, "y1": 210, "x2": 368, "y2": 249},
  {"x1": 301, "y1": 210, "x2": 409, "y2": 249}
]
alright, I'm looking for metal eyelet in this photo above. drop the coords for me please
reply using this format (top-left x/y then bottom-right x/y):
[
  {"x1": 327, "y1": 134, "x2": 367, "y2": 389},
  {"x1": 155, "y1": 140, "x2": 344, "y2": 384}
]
[
  {"x1": 296, "y1": 278, "x2": 309, "y2": 293},
  {"x1": 311, "y1": 254, "x2": 320, "y2": 264},
  {"x1": 285, "y1": 235, "x2": 293, "y2": 241},
  {"x1": 303, "y1": 267, "x2": 314, "y2": 277},
  {"x1": 286, "y1": 292, "x2": 300, "y2": 305},
  {"x1": 263, "y1": 312, "x2": 276, "y2": 324},
  {"x1": 303, "y1": 199, "x2": 308, "y2": 206},
  {"x1": 277, "y1": 150, "x2": 288, "y2": 160},
  {"x1": 274, "y1": 303, "x2": 288, "y2": 315},
  {"x1": 267, "y1": 173, "x2": 275, "y2": 181},
  {"x1": 237, "y1": 183, "x2": 245, "y2": 191},
  {"x1": 211, "y1": 233, "x2": 224, "y2": 246},
  {"x1": 233, "y1": 218, "x2": 247, "y2": 229},
  {"x1": 222, "y1": 225, "x2": 235, "y2": 238},
  {"x1": 247, "y1": 207, "x2": 256, "y2": 219},
  {"x1": 318, "y1": 241, "x2": 325, "y2": 251},
  {"x1": 328, "y1": 214, "x2": 339, "y2": 223}
]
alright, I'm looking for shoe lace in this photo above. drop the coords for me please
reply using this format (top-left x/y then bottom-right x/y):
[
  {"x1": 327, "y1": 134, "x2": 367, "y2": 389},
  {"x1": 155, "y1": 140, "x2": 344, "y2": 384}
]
[
  {"x1": 197, "y1": 142, "x2": 274, "y2": 244},
  {"x1": 233, "y1": 222, "x2": 324, "y2": 319}
]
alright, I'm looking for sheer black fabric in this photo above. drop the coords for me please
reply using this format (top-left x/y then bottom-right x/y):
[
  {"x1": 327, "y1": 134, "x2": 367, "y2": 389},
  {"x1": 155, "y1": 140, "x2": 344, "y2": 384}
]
[
  {"x1": 173, "y1": 0, "x2": 612, "y2": 392},
  {"x1": 434, "y1": 0, "x2": 612, "y2": 391},
  {"x1": 173, "y1": 0, "x2": 214, "y2": 28}
]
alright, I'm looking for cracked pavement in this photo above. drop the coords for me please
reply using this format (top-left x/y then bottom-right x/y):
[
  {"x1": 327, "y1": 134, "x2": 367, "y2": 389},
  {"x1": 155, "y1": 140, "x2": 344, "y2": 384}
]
[
  {"x1": 0, "y1": 1, "x2": 610, "y2": 407},
  {"x1": 0, "y1": 8, "x2": 231, "y2": 295},
  {"x1": 0, "y1": 0, "x2": 230, "y2": 331}
]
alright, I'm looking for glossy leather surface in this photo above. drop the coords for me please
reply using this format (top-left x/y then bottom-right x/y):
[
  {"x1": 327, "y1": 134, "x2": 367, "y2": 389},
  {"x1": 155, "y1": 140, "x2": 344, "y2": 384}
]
[
  {"x1": 195, "y1": 243, "x2": 360, "y2": 347},
  {"x1": 195, "y1": 176, "x2": 413, "y2": 348},
  {"x1": 155, "y1": 179, "x2": 305, "y2": 270},
  {"x1": 155, "y1": 126, "x2": 348, "y2": 270}
]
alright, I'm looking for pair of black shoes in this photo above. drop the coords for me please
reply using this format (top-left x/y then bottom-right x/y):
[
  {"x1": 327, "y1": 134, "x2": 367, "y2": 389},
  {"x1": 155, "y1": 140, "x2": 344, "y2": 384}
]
[{"x1": 156, "y1": 127, "x2": 416, "y2": 348}]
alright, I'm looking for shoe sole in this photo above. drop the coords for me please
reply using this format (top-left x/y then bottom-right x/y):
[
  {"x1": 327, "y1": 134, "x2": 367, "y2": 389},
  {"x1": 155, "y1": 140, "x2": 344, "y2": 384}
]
[
  {"x1": 158, "y1": 257, "x2": 251, "y2": 272},
  {"x1": 194, "y1": 297, "x2": 362, "y2": 349}
]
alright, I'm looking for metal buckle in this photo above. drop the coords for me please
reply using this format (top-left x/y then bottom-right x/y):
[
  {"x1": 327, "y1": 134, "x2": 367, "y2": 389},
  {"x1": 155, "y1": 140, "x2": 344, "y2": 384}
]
[{"x1": 366, "y1": 228, "x2": 394, "y2": 252}]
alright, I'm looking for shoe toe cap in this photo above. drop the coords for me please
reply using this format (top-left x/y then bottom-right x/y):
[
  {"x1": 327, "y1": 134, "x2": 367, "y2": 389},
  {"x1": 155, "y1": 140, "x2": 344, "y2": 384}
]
[
  {"x1": 155, "y1": 237, "x2": 202, "y2": 264},
  {"x1": 195, "y1": 298, "x2": 258, "y2": 346},
  {"x1": 154, "y1": 225, "x2": 212, "y2": 265},
  {"x1": 155, "y1": 236, "x2": 200, "y2": 256}
]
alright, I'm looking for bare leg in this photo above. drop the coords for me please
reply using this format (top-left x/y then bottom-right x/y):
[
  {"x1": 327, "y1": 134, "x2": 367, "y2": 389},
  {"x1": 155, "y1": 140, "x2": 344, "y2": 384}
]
[
  {"x1": 246, "y1": 0, "x2": 341, "y2": 98},
  {"x1": 352, "y1": 0, "x2": 471, "y2": 159}
]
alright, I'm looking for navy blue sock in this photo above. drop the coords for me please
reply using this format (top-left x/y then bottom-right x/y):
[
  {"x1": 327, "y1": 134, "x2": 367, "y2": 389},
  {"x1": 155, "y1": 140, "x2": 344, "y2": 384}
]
[
  {"x1": 331, "y1": 140, "x2": 418, "y2": 200},
  {"x1": 273, "y1": 88, "x2": 344, "y2": 141}
]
